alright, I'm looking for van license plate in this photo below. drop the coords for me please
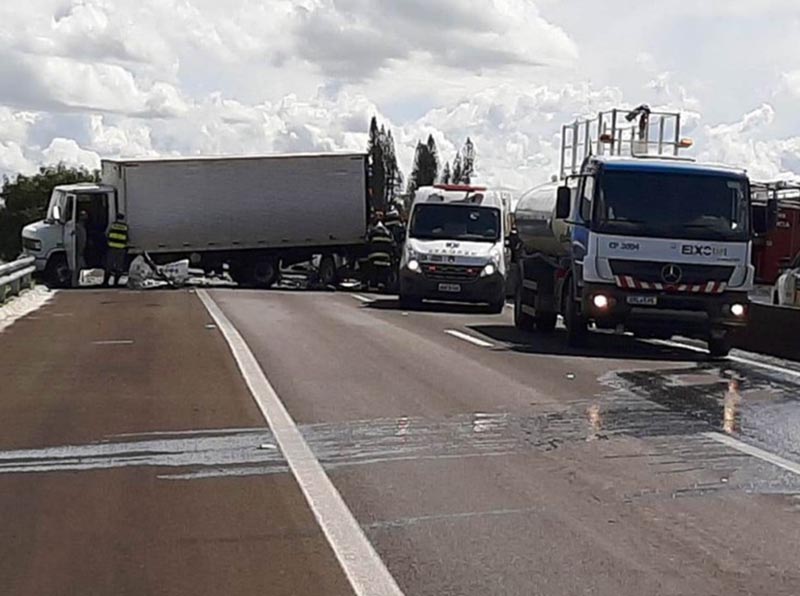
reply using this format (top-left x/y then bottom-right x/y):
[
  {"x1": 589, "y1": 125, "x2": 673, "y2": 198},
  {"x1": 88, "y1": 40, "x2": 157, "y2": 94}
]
[
  {"x1": 438, "y1": 283, "x2": 461, "y2": 293},
  {"x1": 627, "y1": 295, "x2": 657, "y2": 306}
]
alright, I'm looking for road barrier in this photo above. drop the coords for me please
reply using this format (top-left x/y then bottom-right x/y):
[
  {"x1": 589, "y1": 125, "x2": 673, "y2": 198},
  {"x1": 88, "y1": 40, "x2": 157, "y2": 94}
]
[
  {"x1": 734, "y1": 303, "x2": 800, "y2": 362},
  {"x1": 0, "y1": 256, "x2": 36, "y2": 304}
]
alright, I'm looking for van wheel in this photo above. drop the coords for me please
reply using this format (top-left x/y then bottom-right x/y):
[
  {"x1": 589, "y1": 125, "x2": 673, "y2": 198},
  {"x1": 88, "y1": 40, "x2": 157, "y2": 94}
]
[
  {"x1": 487, "y1": 299, "x2": 505, "y2": 314},
  {"x1": 399, "y1": 294, "x2": 421, "y2": 309},
  {"x1": 251, "y1": 259, "x2": 279, "y2": 289},
  {"x1": 45, "y1": 254, "x2": 71, "y2": 288}
]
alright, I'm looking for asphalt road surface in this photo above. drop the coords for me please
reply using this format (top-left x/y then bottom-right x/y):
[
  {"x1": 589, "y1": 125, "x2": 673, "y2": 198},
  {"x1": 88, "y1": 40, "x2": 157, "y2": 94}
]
[{"x1": 3, "y1": 287, "x2": 800, "y2": 595}]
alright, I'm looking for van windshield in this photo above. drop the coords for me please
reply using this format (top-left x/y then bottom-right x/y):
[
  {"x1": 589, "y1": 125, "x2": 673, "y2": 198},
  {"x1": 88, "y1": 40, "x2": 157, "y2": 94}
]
[{"x1": 410, "y1": 204, "x2": 500, "y2": 242}]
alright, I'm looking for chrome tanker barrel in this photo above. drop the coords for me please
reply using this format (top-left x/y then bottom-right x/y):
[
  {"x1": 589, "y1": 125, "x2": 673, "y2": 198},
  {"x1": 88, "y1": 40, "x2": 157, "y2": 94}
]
[{"x1": 513, "y1": 183, "x2": 571, "y2": 257}]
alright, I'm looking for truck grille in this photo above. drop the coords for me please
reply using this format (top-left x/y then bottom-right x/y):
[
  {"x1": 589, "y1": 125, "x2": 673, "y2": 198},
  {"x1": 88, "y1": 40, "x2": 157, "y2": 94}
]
[
  {"x1": 422, "y1": 263, "x2": 481, "y2": 282},
  {"x1": 609, "y1": 260, "x2": 733, "y2": 285}
]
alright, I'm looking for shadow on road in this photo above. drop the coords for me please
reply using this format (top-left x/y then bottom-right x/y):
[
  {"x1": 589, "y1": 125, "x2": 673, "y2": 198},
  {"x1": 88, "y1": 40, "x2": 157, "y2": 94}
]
[
  {"x1": 468, "y1": 324, "x2": 708, "y2": 363},
  {"x1": 365, "y1": 297, "x2": 496, "y2": 316}
]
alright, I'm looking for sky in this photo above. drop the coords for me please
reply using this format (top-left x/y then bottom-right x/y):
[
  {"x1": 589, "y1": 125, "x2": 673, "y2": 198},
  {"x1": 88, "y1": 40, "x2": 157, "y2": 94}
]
[{"x1": 1, "y1": 0, "x2": 799, "y2": 192}]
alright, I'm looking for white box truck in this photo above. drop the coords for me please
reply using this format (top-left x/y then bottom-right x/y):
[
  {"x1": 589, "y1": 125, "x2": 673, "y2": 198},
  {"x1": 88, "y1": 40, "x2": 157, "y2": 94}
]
[{"x1": 21, "y1": 153, "x2": 370, "y2": 287}]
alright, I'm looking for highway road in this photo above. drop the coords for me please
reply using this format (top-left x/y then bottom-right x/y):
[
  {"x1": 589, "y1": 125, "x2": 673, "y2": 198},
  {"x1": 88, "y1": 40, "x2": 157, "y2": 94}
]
[{"x1": 2, "y1": 287, "x2": 800, "y2": 595}]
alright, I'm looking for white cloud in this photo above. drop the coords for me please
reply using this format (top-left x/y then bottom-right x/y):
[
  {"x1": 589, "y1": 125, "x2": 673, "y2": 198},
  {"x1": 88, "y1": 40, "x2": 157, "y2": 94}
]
[{"x1": 0, "y1": 0, "x2": 798, "y2": 192}]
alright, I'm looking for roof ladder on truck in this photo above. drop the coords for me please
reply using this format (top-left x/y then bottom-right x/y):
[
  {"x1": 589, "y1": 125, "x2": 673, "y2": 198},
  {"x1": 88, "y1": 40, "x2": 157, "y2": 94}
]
[{"x1": 559, "y1": 105, "x2": 694, "y2": 180}]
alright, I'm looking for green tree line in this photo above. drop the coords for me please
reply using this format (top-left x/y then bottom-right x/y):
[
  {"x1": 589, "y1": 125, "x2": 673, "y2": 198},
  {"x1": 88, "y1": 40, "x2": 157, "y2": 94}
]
[{"x1": 0, "y1": 164, "x2": 98, "y2": 261}]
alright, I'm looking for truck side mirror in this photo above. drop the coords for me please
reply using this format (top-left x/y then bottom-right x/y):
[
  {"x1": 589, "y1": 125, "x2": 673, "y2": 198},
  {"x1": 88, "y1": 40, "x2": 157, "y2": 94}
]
[
  {"x1": 555, "y1": 186, "x2": 571, "y2": 219},
  {"x1": 766, "y1": 198, "x2": 779, "y2": 232}
]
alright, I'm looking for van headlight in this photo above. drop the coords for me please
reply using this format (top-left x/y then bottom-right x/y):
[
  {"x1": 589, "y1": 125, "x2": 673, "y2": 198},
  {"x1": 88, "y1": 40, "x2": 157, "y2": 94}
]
[
  {"x1": 407, "y1": 259, "x2": 421, "y2": 273},
  {"x1": 481, "y1": 263, "x2": 497, "y2": 277}
]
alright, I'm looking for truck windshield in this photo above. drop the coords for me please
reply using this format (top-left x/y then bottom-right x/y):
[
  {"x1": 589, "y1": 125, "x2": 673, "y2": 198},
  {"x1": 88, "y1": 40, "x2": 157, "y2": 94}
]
[
  {"x1": 410, "y1": 204, "x2": 500, "y2": 242},
  {"x1": 595, "y1": 170, "x2": 750, "y2": 241}
]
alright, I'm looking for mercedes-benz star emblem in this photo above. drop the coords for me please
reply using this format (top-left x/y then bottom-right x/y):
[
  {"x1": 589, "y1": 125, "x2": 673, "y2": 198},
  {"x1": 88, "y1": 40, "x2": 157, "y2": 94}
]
[{"x1": 661, "y1": 264, "x2": 683, "y2": 284}]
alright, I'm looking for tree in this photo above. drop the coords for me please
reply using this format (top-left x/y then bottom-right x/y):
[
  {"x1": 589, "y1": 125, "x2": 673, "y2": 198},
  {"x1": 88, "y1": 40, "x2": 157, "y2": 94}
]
[
  {"x1": 382, "y1": 130, "x2": 398, "y2": 206},
  {"x1": 452, "y1": 152, "x2": 463, "y2": 185},
  {"x1": 441, "y1": 162, "x2": 451, "y2": 184},
  {"x1": 367, "y1": 116, "x2": 386, "y2": 212},
  {"x1": 460, "y1": 137, "x2": 476, "y2": 184},
  {"x1": 0, "y1": 164, "x2": 99, "y2": 261},
  {"x1": 407, "y1": 136, "x2": 439, "y2": 194},
  {"x1": 426, "y1": 135, "x2": 440, "y2": 181}
]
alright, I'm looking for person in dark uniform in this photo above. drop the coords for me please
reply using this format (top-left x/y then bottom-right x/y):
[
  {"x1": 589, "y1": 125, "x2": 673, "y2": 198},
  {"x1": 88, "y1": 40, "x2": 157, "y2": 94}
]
[{"x1": 366, "y1": 213, "x2": 395, "y2": 290}]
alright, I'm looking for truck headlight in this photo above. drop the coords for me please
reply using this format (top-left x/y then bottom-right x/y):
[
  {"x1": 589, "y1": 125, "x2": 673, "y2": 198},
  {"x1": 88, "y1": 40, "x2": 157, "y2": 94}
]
[
  {"x1": 481, "y1": 263, "x2": 496, "y2": 277},
  {"x1": 407, "y1": 259, "x2": 420, "y2": 273},
  {"x1": 730, "y1": 303, "x2": 746, "y2": 317},
  {"x1": 22, "y1": 237, "x2": 42, "y2": 252}
]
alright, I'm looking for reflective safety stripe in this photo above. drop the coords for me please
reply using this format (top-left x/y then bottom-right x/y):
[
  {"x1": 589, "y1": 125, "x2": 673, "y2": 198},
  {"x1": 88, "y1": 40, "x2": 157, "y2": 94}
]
[
  {"x1": 107, "y1": 223, "x2": 128, "y2": 249},
  {"x1": 370, "y1": 236, "x2": 393, "y2": 244}
]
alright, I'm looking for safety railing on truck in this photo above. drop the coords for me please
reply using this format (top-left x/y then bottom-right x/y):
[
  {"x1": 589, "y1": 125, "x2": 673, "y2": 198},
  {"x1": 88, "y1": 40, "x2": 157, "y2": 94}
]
[
  {"x1": 559, "y1": 106, "x2": 693, "y2": 179},
  {"x1": 0, "y1": 256, "x2": 35, "y2": 304}
]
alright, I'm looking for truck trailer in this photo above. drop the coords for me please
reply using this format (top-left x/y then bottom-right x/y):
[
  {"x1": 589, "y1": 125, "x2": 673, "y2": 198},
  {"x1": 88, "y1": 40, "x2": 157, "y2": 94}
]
[
  {"x1": 22, "y1": 153, "x2": 370, "y2": 288},
  {"x1": 512, "y1": 106, "x2": 775, "y2": 358}
]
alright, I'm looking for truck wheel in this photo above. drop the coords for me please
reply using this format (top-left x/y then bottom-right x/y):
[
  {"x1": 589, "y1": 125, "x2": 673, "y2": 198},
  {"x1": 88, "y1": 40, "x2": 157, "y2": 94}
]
[
  {"x1": 514, "y1": 285, "x2": 534, "y2": 331},
  {"x1": 318, "y1": 255, "x2": 338, "y2": 288},
  {"x1": 251, "y1": 259, "x2": 279, "y2": 289},
  {"x1": 535, "y1": 312, "x2": 557, "y2": 333},
  {"x1": 565, "y1": 281, "x2": 587, "y2": 347},
  {"x1": 708, "y1": 335, "x2": 731, "y2": 359},
  {"x1": 45, "y1": 254, "x2": 70, "y2": 289}
]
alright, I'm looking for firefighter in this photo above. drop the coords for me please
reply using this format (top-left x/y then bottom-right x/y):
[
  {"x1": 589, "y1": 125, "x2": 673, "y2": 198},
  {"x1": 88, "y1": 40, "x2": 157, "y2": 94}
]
[
  {"x1": 366, "y1": 213, "x2": 395, "y2": 290},
  {"x1": 104, "y1": 213, "x2": 129, "y2": 287}
]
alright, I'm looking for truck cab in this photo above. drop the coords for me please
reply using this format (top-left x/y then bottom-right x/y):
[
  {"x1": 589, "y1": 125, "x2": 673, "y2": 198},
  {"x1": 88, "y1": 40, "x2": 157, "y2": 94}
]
[
  {"x1": 514, "y1": 107, "x2": 772, "y2": 357},
  {"x1": 400, "y1": 184, "x2": 508, "y2": 312},
  {"x1": 22, "y1": 183, "x2": 117, "y2": 287}
]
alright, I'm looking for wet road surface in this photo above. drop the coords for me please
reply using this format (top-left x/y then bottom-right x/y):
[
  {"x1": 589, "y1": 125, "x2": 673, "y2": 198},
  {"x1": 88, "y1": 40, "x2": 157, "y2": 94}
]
[
  {"x1": 213, "y1": 289, "x2": 800, "y2": 596},
  {"x1": 3, "y1": 288, "x2": 800, "y2": 594}
]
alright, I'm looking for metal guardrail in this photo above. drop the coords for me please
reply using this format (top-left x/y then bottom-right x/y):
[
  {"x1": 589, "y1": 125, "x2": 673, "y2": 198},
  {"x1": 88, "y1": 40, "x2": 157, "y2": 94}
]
[{"x1": 0, "y1": 256, "x2": 36, "y2": 304}]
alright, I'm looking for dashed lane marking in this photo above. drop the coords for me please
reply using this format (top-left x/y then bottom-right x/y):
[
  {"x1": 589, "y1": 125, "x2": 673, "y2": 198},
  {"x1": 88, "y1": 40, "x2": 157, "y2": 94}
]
[
  {"x1": 444, "y1": 329, "x2": 494, "y2": 348},
  {"x1": 197, "y1": 290, "x2": 404, "y2": 596},
  {"x1": 92, "y1": 339, "x2": 134, "y2": 345},
  {"x1": 705, "y1": 432, "x2": 800, "y2": 477}
]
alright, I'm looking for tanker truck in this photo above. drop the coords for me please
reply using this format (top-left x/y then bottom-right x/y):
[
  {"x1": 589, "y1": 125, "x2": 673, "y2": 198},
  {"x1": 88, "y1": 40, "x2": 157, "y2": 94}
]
[{"x1": 512, "y1": 106, "x2": 775, "y2": 358}]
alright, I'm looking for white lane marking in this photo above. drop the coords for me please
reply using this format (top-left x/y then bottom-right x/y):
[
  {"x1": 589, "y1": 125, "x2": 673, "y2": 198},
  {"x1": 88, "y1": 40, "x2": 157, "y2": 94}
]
[
  {"x1": 705, "y1": 432, "x2": 800, "y2": 477},
  {"x1": 652, "y1": 339, "x2": 800, "y2": 380},
  {"x1": 196, "y1": 290, "x2": 404, "y2": 596},
  {"x1": 92, "y1": 339, "x2": 134, "y2": 345},
  {"x1": 351, "y1": 294, "x2": 376, "y2": 304},
  {"x1": 444, "y1": 329, "x2": 494, "y2": 348}
]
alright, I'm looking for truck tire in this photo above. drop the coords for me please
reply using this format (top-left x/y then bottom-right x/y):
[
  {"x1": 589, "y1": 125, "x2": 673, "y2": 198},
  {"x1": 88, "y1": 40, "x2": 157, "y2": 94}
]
[
  {"x1": 708, "y1": 336, "x2": 731, "y2": 359},
  {"x1": 565, "y1": 281, "x2": 587, "y2": 347},
  {"x1": 535, "y1": 312, "x2": 558, "y2": 333},
  {"x1": 318, "y1": 255, "x2": 338, "y2": 288},
  {"x1": 514, "y1": 285, "x2": 534, "y2": 331},
  {"x1": 45, "y1": 254, "x2": 71, "y2": 289},
  {"x1": 251, "y1": 259, "x2": 279, "y2": 289}
]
